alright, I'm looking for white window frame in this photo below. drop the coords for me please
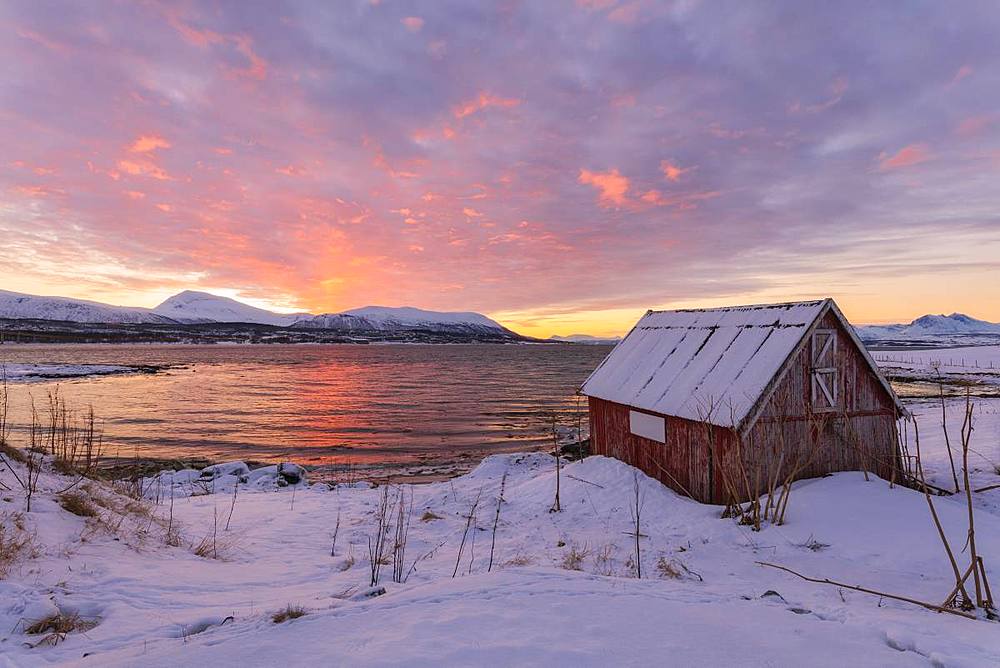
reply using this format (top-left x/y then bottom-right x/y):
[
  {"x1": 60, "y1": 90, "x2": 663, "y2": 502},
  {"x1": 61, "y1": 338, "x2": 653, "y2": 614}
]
[
  {"x1": 629, "y1": 410, "x2": 666, "y2": 443},
  {"x1": 810, "y1": 329, "x2": 839, "y2": 412}
]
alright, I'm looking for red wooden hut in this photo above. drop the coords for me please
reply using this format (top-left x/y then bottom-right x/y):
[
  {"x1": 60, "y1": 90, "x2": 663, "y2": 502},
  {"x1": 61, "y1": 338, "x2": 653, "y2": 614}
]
[{"x1": 580, "y1": 299, "x2": 906, "y2": 504}]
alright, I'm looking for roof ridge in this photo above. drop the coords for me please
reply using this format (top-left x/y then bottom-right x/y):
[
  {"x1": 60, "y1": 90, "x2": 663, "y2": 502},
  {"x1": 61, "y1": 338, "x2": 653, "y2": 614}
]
[{"x1": 648, "y1": 298, "x2": 828, "y2": 315}]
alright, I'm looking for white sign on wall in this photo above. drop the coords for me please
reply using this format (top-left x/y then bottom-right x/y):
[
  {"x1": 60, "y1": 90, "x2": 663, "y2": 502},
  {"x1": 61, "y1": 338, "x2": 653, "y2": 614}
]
[{"x1": 629, "y1": 410, "x2": 666, "y2": 443}]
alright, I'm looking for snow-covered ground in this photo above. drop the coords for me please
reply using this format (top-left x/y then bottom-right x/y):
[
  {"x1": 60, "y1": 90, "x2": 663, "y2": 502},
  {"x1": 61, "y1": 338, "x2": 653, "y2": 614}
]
[
  {"x1": 3, "y1": 446, "x2": 1000, "y2": 666},
  {"x1": 1, "y1": 345, "x2": 999, "y2": 666},
  {"x1": 872, "y1": 345, "x2": 1000, "y2": 510}
]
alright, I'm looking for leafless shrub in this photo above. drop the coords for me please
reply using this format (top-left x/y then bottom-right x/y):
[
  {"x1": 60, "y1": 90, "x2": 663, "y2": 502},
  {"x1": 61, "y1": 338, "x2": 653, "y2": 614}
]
[
  {"x1": 330, "y1": 506, "x2": 341, "y2": 557},
  {"x1": 561, "y1": 543, "x2": 590, "y2": 571},
  {"x1": 487, "y1": 469, "x2": 508, "y2": 573},
  {"x1": 272, "y1": 605, "x2": 307, "y2": 623},
  {"x1": 392, "y1": 486, "x2": 414, "y2": 583},
  {"x1": 367, "y1": 484, "x2": 393, "y2": 586},
  {"x1": 628, "y1": 471, "x2": 645, "y2": 578},
  {"x1": 550, "y1": 415, "x2": 561, "y2": 513},
  {"x1": 452, "y1": 488, "x2": 482, "y2": 577}
]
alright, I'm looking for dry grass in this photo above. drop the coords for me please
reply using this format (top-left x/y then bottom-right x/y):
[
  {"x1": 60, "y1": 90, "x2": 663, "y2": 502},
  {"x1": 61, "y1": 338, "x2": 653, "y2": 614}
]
[
  {"x1": 1, "y1": 513, "x2": 37, "y2": 579},
  {"x1": 0, "y1": 442, "x2": 26, "y2": 464},
  {"x1": 654, "y1": 555, "x2": 703, "y2": 582},
  {"x1": 560, "y1": 543, "x2": 590, "y2": 571},
  {"x1": 420, "y1": 510, "x2": 443, "y2": 522},
  {"x1": 271, "y1": 605, "x2": 307, "y2": 624},
  {"x1": 23, "y1": 611, "x2": 98, "y2": 646},
  {"x1": 58, "y1": 492, "x2": 98, "y2": 518},
  {"x1": 656, "y1": 556, "x2": 683, "y2": 579},
  {"x1": 593, "y1": 543, "x2": 616, "y2": 577},
  {"x1": 503, "y1": 551, "x2": 534, "y2": 567},
  {"x1": 340, "y1": 552, "x2": 356, "y2": 571}
]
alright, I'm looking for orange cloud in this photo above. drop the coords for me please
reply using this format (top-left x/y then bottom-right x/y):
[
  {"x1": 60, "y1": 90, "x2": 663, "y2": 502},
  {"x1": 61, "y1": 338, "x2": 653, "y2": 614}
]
[
  {"x1": 878, "y1": 143, "x2": 931, "y2": 171},
  {"x1": 453, "y1": 92, "x2": 521, "y2": 119},
  {"x1": 129, "y1": 135, "x2": 171, "y2": 153},
  {"x1": 401, "y1": 16, "x2": 424, "y2": 32},
  {"x1": 125, "y1": 190, "x2": 146, "y2": 200},
  {"x1": 660, "y1": 160, "x2": 691, "y2": 182},
  {"x1": 579, "y1": 168, "x2": 629, "y2": 206},
  {"x1": 163, "y1": 8, "x2": 266, "y2": 80},
  {"x1": 117, "y1": 159, "x2": 173, "y2": 181}
]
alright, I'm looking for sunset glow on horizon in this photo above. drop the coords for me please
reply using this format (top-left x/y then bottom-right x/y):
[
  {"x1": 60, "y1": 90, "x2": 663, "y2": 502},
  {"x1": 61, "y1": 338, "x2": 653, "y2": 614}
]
[{"x1": 2, "y1": 2, "x2": 999, "y2": 337}]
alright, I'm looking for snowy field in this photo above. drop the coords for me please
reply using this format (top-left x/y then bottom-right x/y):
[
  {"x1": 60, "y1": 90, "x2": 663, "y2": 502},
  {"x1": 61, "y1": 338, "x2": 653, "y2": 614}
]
[
  {"x1": 873, "y1": 345, "x2": 1000, "y2": 395},
  {"x1": 872, "y1": 346, "x2": 1000, "y2": 507},
  {"x1": 0, "y1": 346, "x2": 999, "y2": 666},
  {"x1": 2, "y1": 447, "x2": 1000, "y2": 666}
]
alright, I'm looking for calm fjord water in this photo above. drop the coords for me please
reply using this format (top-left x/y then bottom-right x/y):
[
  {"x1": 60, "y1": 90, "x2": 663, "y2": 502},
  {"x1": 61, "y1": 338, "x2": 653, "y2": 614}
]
[{"x1": 1, "y1": 344, "x2": 611, "y2": 467}]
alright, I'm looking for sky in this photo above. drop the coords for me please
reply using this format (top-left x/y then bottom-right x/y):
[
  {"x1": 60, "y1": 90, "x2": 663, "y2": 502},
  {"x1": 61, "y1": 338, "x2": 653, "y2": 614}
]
[{"x1": 1, "y1": 1, "x2": 999, "y2": 338}]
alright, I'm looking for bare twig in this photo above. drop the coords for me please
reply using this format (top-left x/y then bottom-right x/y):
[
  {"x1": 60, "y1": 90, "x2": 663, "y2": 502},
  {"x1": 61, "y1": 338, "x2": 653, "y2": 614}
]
[
  {"x1": 757, "y1": 562, "x2": 976, "y2": 620},
  {"x1": 487, "y1": 469, "x2": 508, "y2": 573}
]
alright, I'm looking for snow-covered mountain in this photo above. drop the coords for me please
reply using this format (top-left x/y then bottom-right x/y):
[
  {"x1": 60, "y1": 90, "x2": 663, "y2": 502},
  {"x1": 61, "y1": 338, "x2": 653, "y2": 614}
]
[
  {"x1": 152, "y1": 291, "x2": 306, "y2": 326},
  {"x1": 858, "y1": 313, "x2": 1000, "y2": 342},
  {"x1": 294, "y1": 306, "x2": 513, "y2": 336},
  {"x1": 0, "y1": 289, "x2": 521, "y2": 340},
  {"x1": 0, "y1": 290, "x2": 174, "y2": 324},
  {"x1": 549, "y1": 334, "x2": 621, "y2": 345}
]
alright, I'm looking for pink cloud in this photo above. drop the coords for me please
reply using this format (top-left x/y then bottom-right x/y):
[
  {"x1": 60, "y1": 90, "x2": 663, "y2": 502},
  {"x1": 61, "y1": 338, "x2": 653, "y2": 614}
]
[
  {"x1": 401, "y1": 17, "x2": 425, "y2": 32},
  {"x1": 608, "y1": 2, "x2": 641, "y2": 24},
  {"x1": 453, "y1": 93, "x2": 521, "y2": 119},
  {"x1": 950, "y1": 64, "x2": 973, "y2": 86},
  {"x1": 878, "y1": 143, "x2": 931, "y2": 171},
  {"x1": 956, "y1": 115, "x2": 993, "y2": 138}
]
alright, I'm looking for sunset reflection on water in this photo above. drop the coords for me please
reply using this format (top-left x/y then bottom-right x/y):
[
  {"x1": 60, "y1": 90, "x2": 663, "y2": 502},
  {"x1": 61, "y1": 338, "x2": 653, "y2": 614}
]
[{"x1": 1, "y1": 344, "x2": 610, "y2": 468}]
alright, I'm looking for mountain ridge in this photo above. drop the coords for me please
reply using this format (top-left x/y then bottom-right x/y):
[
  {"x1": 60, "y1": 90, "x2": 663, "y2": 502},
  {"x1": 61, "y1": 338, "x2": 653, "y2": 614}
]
[
  {"x1": 858, "y1": 312, "x2": 1000, "y2": 339},
  {"x1": 0, "y1": 289, "x2": 521, "y2": 340}
]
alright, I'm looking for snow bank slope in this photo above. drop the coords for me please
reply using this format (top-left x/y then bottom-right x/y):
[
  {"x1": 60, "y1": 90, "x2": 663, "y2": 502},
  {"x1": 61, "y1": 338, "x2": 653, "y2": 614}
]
[
  {"x1": 0, "y1": 290, "x2": 173, "y2": 324},
  {"x1": 96, "y1": 570, "x2": 926, "y2": 668},
  {"x1": 2, "y1": 453, "x2": 1000, "y2": 666}
]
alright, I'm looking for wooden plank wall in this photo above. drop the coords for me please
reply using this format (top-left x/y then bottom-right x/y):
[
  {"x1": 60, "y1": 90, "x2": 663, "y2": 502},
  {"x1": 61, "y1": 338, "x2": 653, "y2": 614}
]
[{"x1": 588, "y1": 310, "x2": 901, "y2": 504}]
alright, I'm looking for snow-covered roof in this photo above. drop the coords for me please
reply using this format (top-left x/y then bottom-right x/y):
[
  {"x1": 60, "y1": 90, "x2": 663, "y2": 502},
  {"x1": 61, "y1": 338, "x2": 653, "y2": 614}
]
[{"x1": 581, "y1": 299, "x2": 840, "y2": 428}]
